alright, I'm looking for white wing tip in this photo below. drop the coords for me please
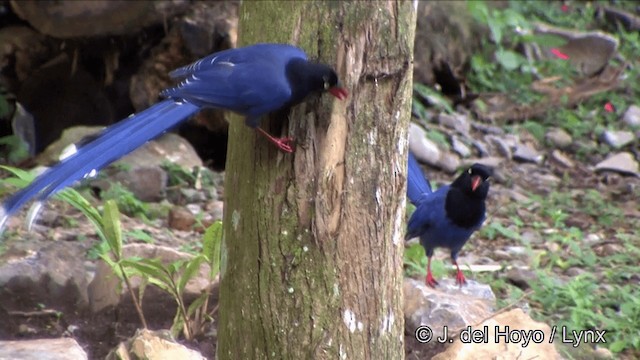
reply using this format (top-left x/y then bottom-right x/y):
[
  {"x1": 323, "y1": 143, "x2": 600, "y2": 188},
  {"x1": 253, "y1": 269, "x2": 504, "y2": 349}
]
[{"x1": 0, "y1": 205, "x2": 7, "y2": 235}]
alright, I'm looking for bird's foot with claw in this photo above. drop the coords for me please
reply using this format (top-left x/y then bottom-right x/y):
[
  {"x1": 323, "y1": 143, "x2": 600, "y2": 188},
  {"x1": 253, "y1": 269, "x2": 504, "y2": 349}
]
[
  {"x1": 455, "y1": 270, "x2": 467, "y2": 287},
  {"x1": 425, "y1": 272, "x2": 439, "y2": 288},
  {"x1": 273, "y1": 137, "x2": 295, "y2": 153}
]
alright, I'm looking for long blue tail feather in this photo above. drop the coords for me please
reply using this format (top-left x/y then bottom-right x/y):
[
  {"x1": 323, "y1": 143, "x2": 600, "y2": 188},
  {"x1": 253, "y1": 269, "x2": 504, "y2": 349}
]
[
  {"x1": 407, "y1": 152, "x2": 432, "y2": 205},
  {"x1": 0, "y1": 100, "x2": 199, "y2": 231}
]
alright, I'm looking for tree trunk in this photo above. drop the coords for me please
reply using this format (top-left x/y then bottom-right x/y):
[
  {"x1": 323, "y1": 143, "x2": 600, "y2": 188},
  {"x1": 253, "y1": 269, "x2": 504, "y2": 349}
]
[{"x1": 218, "y1": 1, "x2": 416, "y2": 359}]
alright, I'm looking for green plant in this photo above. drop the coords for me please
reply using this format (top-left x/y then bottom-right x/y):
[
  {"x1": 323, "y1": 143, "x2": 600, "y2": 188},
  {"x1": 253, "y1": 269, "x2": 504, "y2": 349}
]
[
  {"x1": 0, "y1": 135, "x2": 30, "y2": 164},
  {"x1": 122, "y1": 221, "x2": 222, "y2": 340},
  {"x1": 100, "y1": 182, "x2": 150, "y2": 219},
  {"x1": 1, "y1": 165, "x2": 222, "y2": 340}
]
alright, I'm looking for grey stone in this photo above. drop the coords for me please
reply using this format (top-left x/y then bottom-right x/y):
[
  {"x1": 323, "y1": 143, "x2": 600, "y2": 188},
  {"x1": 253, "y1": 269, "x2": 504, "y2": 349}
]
[
  {"x1": 437, "y1": 152, "x2": 461, "y2": 174},
  {"x1": 438, "y1": 113, "x2": 471, "y2": 134},
  {"x1": 409, "y1": 123, "x2": 441, "y2": 166},
  {"x1": 180, "y1": 188, "x2": 207, "y2": 203},
  {"x1": 464, "y1": 156, "x2": 502, "y2": 169},
  {"x1": 118, "y1": 133, "x2": 203, "y2": 169},
  {"x1": 622, "y1": 104, "x2": 640, "y2": 127},
  {"x1": 505, "y1": 267, "x2": 537, "y2": 289},
  {"x1": 472, "y1": 123, "x2": 505, "y2": 135},
  {"x1": 513, "y1": 144, "x2": 544, "y2": 164},
  {"x1": 404, "y1": 278, "x2": 495, "y2": 341},
  {"x1": 471, "y1": 140, "x2": 490, "y2": 157},
  {"x1": 595, "y1": 152, "x2": 639, "y2": 176},
  {"x1": 545, "y1": 128, "x2": 573, "y2": 148},
  {"x1": 106, "y1": 329, "x2": 205, "y2": 360},
  {"x1": 487, "y1": 135, "x2": 512, "y2": 158},
  {"x1": 112, "y1": 166, "x2": 168, "y2": 202},
  {"x1": 205, "y1": 200, "x2": 224, "y2": 222},
  {"x1": 551, "y1": 150, "x2": 575, "y2": 168},
  {"x1": 11, "y1": 1, "x2": 190, "y2": 38},
  {"x1": 0, "y1": 338, "x2": 87, "y2": 360},
  {"x1": 451, "y1": 136, "x2": 472, "y2": 157},
  {"x1": 0, "y1": 241, "x2": 89, "y2": 312},
  {"x1": 601, "y1": 130, "x2": 635, "y2": 148}
]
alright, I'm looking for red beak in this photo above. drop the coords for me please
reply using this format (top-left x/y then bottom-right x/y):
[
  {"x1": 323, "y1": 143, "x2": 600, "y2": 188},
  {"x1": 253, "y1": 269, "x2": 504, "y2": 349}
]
[
  {"x1": 471, "y1": 176, "x2": 482, "y2": 191},
  {"x1": 329, "y1": 87, "x2": 349, "y2": 100}
]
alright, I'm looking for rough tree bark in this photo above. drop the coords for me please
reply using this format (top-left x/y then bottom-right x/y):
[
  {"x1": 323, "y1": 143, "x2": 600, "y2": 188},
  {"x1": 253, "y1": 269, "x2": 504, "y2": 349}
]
[{"x1": 218, "y1": 1, "x2": 416, "y2": 359}]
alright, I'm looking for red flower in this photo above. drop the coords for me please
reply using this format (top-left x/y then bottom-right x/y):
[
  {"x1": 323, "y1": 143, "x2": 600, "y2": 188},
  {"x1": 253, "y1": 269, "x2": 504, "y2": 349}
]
[
  {"x1": 551, "y1": 48, "x2": 570, "y2": 60},
  {"x1": 561, "y1": 4, "x2": 569, "y2": 12},
  {"x1": 604, "y1": 102, "x2": 615, "y2": 113}
]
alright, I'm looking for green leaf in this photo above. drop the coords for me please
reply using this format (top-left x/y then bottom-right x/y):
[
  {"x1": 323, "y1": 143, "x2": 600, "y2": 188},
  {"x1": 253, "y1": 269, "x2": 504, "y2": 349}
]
[
  {"x1": 186, "y1": 292, "x2": 208, "y2": 318},
  {"x1": 609, "y1": 340, "x2": 627, "y2": 353},
  {"x1": 495, "y1": 49, "x2": 524, "y2": 71},
  {"x1": 177, "y1": 255, "x2": 205, "y2": 295},
  {"x1": 102, "y1": 200, "x2": 123, "y2": 259},
  {"x1": 170, "y1": 306, "x2": 186, "y2": 339},
  {"x1": 413, "y1": 83, "x2": 454, "y2": 114},
  {"x1": 202, "y1": 221, "x2": 223, "y2": 277}
]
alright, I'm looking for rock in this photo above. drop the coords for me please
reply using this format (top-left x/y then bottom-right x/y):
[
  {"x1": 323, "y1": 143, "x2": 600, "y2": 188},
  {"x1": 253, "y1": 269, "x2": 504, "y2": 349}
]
[
  {"x1": 486, "y1": 135, "x2": 512, "y2": 158},
  {"x1": 566, "y1": 267, "x2": 585, "y2": 277},
  {"x1": 205, "y1": 200, "x2": 225, "y2": 222},
  {"x1": 464, "y1": 157, "x2": 502, "y2": 169},
  {"x1": 471, "y1": 140, "x2": 490, "y2": 157},
  {"x1": 622, "y1": 105, "x2": 640, "y2": 127},
  {"x1": 513, "y1": 144, "x2": 544, "y2": 164},
  {"x1": 545, "y1": 128, "x2": 573, "y2": 148},
  {"x1": 471, "y1": 123, "x2": 505, "y2": 136},
  {"x1": 118, "y1": 133, "x2": 203, "y2": 169},
  {"x1": 178, "y1": 1, "x2": 238, "y2": 57},
  {"x1": 35, "y1": 126, "x2": 104, "y2": 165},
  {"x1": 534, "y1": 23, "x2": 618, "y2": 76},
  {"x1": 505, "y1": 267, "x2": 537, "y2": 290},
  {"x1": 88, "y1": 243, "x2": 217, "y2": 313},
  {"x1": 432, "y1": 309, "x2": 561, "y2": 360},
  {"x1": 0, "y1": 338, "x2": 88, "y2": 360},
  {"x1": 437, "y1": 152, "x2": 461, "y2": 174},
  {"x1": 11, "y1": 1, "x2": 190, "y2": 38},
  {"x1": 550, "y1": 150, "x2": 575, "y2": 168},
  {"x1": 180, "y1": 189, "x2": 207, "y2": 203},
  {"x1": 112, "y1": 166, "x2": 168, "y2": 202},
  {"x1": 451, "y1": 136, "x2": 471, "y2": 158},
  {"x1": 404, "y1": 278, "x2": 495, "y2": 341},
  {"x1": 106, "y1": 329, "x2": 205, "y2": 360},
  {"x1": 595, "y1": 152, "x2": 639, "y2": 176},
  {"x1": 168, "y1": 206, "x2": 196, "y2": 231},
  {"x1": 438, "y1": 113, "x2": 470, "y2": 134},
  {"x1": 521, "y1": 231, "x2": 543, "y2": 246},
  {"x1": 0, "y1": 241, "x2": 89, "y2": 313},
  {"x1": 409, "y1": 123, "x2": 441, "y2": 166},
  {"x1": 584, "y1": 233, "x2": 604, "y2": 247},
  {"x1": 601, "y1": 130, "x2": 635, "y2": 148}
]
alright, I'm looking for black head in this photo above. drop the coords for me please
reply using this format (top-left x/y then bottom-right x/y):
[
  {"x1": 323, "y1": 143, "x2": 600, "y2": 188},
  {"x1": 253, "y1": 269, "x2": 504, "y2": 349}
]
[
  {"x1": 286, "y1": 59, "x2": 348, "y2": 106},
  {"x1": 450, "y1": 163, "x2": 492, "y2": 198},
  {"x1": 445, "y1": 163, "x2": 493, "y2": 229}
]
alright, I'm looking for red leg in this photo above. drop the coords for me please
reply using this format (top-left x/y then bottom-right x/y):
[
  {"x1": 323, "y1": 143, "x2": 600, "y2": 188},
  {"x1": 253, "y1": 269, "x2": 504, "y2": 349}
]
[
  {"x1": 425, "y1": 256, "x2": 439, "y2": 288},
  {"x1": 256, "y1": 127, "x2": 294, "y2": 153},
  {"x1": 453, "y1": 259, "x2": 467, "y2": 286}
]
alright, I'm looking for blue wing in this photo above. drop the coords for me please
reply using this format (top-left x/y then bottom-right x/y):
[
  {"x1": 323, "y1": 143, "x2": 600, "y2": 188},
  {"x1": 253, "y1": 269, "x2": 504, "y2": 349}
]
[
  {"x1": 406, "y1": 151, "x2": 432, "y2": 205},
  {"x1": 162, "y1": 44, "x2": 307, "y2": 125}
]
